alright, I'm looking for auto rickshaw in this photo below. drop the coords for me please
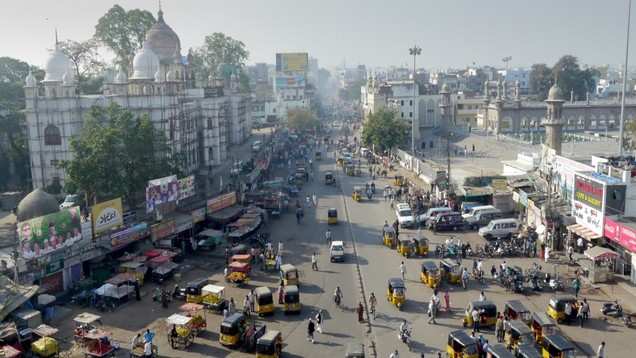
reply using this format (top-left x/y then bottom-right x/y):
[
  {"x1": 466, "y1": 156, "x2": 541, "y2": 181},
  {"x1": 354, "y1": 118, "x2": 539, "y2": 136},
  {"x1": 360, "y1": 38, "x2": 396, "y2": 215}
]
[
  {"x1": 515, "y1": 344, "x2": 542, "y2": 358},
  {"x1": 227, "y1": 261, "x2": 251, "y2": 285},
  {"x1": 530, "y1": 312, "x2": 557, "y2": 344},
  {"x1": 254, "y1": 287, "x2": 275, "y2": 316},
  {"x1": 186, "y1": 278, "x2": 209, "y2": 303},
  {"x1": 166, "y1": 314, "x2": 195, "y2": 349},
  {"x1": 201, "y1": 284, "x2": 228, "y2": 313},
  {"x1": 280, "y1": 264, "x2": 299, "y2": 286},
  {"x1": 325, "y1": 171, "x2": 335, "y2": 185},
  {"x1": 413, "y1": 237, "x2": 429, "y2": 256},
  {"x1": 386, "y1": 277, "x2": 406, "y2": 310},
  {"x1": 393, "y1": 175, "x2": 405, "y2": 186},
  {"x1": 504, "y1": 300, "x2": 532, "y2": 324},
  {"x1": 328, "y1": 208, "x2": 338, "y2": 225},
  {"x1": 546, "y1": 296, "x2": 578, "y2": 323},
  {"x1": 447, "y1": 330, "x2": 479, "y2": 358},
  {"x1": 504, "y1": 320, "x2": 534, "y2": 351},
  {"x1": 420, "y1": 261, "x2": 441, "y2": 288},
  {"x1": 440, "y1": 259, "x2": 462, "y2": 285},
  {"x1": 463, "y1": 300, "x2": 498, "y2": 328},
  {"x1": 256, "y1": 330, "x2": 283, "y2": 358},
  {"x1": 345, "y1": 342, "x2": 366, "y2": 358},
  {"x1": 487, "y1": 344, "x2": 515, "y2": 358},
  {"x1": 179, "y1": 303, "x2": 207, "y2": 335},
  {"x1": 397, "y1": 238, "x2": 415, "y2": 257},
  {"x1": 282, "y1": 284, "x2": 301, "y2": 313},
  {"x1": 220, "y1": 312, "x2": 247, "y2": 347},
  {"x1": 352, "y1": 186, "x2": 363, "y2": 201},
  {"x1": 540, "y1": 334, "x2": 576, "y2": 358},
  {"x1": 383, "y1": 226, "x2": 397, "y2": 248}
]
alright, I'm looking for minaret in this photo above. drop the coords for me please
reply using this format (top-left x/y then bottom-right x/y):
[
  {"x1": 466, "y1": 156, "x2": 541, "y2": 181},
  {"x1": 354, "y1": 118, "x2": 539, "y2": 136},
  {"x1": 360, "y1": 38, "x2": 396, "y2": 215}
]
[
  {"x1": 439, "y1": 82, "x2": 451, "y2": 131},
  {"x1": 543, "y1": 83, "x2": 565, "y2": 154}
]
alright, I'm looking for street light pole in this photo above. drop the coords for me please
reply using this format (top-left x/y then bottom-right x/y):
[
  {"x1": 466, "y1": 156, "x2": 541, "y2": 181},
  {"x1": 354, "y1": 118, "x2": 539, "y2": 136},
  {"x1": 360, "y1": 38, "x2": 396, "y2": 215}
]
[
  {"x1": 619, "y1": 0, "x2": 632, "y2": 155},
  {"x1": 409, "y1": 45, "x2": 422, "y2": 160}
]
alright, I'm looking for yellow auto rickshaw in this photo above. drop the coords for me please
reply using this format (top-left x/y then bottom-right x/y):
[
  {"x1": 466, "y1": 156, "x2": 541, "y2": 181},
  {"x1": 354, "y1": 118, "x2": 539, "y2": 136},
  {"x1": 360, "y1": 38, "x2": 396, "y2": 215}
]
[
  {"x1": 504, "y1": 300, "x2": 532, "y2": 324},
  {"x1": 463, "y1": 300, "x2": 498, "y2": 328},
  {"x1": 254, "y1": 286, "x2": 275, "y2": 316},
  {"x1": 328, "y1": 208, "x2": 338, "y2": 225},
  {"x1": 386, "y1": 277, "x2": 406, "y2": 310},
  {"x1": 282, "y1": 285, "x2": 301, "y2": 314},
  {"x1": 394, "y1": 175, "x2": 405, "y2": 186},
  {"x1": 447, "y1": 330, "x2": 479, "y2": 358},
  {"x1": 352, "y1": 186, "x2": 363, "y2": 201},
  {"x1": 546, "y1": 296, "x2": 578, "y2": 323},
  {"x1": 383, "y1": 226, "x2": 397, "y2": 248},
  {"x1": 540, "y1": 334, "x2": 576, "y2": 358},
  {"x1": 397, "y1": 238, "x2": 415, "y2": 257},
  {"x1": 516, "y1": 344, "x2": 542, "y2": 358},
  {"x1": 280, "y1": 264, "x2": 299, "y2": 286},
  {"x1": 413, "y1": 237, "x2": 429, "y2": 256},
  {"x1": 256, "y1": 330, "x2": 283, "y2": 358},
  {"x1": 504, "y1": 319, "x2": 534, "y2": 351},
  {"x1": 219, "y1": 312, "x2": 247, "y2": 347},
  {"x1": 201, "y1": 284, "x2": 228, "y2": 313},
  {"x1": 486, "y1": 344, "x2": 515, "y2": 358},
  {"x1": 420, "y1": 261, "x2": 440, "y2": 288},
  {"x1": 440, "y1": 259, "x2": 462, "y2": 285},
  {"x1": 530, "y1": 312, "x2": 557, "y2": 344},
  {"x1": 186, "y1": 278, "x2": 209, "y2": 303}
]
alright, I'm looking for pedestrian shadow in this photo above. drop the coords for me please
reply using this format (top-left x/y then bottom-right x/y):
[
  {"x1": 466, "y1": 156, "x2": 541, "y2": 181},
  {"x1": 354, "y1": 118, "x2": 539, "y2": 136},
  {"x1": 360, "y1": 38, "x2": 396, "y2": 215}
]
[
  {"x1": 314, "y1": 340, "x2": 342, "y2": 347},
  {"x1": 321, "y1": 331, "x2": 352, "y2": 339}
]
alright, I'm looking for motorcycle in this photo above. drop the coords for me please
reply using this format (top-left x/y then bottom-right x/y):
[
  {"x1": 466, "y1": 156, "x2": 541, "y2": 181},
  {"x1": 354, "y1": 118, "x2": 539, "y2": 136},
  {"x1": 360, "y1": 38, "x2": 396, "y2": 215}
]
[
  {"x1": 398, "y1": 326, "x2": 412, "y2": 351},
  {"x1": 601, "y1": 301, "x2": 623, "y2": 317}
]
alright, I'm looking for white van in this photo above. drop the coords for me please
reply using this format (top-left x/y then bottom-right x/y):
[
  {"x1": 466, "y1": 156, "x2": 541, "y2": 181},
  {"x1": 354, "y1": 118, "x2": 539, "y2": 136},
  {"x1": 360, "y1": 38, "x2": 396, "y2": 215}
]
[
  {"x1": 464, "y1": 206, "x2": 499, "y2": 225},
  {"x1": 330, "y1": 241, "x2": 345, "y2": 262},
  {"x1": 395, "y1": 203, "x2": 415, "y2": 228},
  {"x1": 417, "y1": 207, "x2": 452, "y2": 226},
  {"x1": 478, "y1": 218, "x2": 519, "y2": 239}
]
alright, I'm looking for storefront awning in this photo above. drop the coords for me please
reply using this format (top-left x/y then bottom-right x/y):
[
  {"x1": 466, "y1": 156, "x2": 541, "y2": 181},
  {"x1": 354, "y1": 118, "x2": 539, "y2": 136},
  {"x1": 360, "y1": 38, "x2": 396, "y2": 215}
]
[
  {"x1": 585, "y1": 246, "x2": 619, "y2": 260},
  {"x1": 567, "y1": 224, "x2": 601, "y2": 241}
]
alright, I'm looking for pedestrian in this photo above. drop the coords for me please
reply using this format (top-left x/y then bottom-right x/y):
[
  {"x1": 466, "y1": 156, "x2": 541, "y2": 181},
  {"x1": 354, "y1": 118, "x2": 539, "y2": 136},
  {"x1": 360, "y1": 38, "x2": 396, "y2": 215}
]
[
  {"x1": 568, "y1": 245, "x2": 574, "y2": 263},
  {"x1": 143, "y1": 339, "x2": 153, "y2": 358},
  {"x1": 249, "y1": 290, "x2": 255, "y2": 313},
  {"x1": 369, "y1": 292, "x2": 377, "y2": 319},
  {"x1": 495, "y1": 314, "x2": 504, "y2": 343},
  {"x1": 479, "y1": 290, "x2": 486, "y2": 302},
  {"x1": 275, "y1": 254, "x2": 282, "y2": 270},
  {"x1": 544, "y1": 245, "x2": 550, "y2": 263},
  {"x1": 307, "y1": 318, "x2": 316, "y2": 343},
  {"x1": 311, "y1": 252, "x2": 318, "y2": 271},
  {"x1": 130, "y1": 333, "x2": 142, "y2": 358},
  {"x1": 597, "y1": 341, "x2": 605, "y2": 358},
  {"x1": 224, "y1": 247, "x2": 230, "y2": 265},
  {"x1": 491, "y1": 265, "x2": 497, "y2": 279},
  {"x1": 223, "y1": 265, "x2": 228, "y2": 278},
  {"x1": 577, "y1": 237, "x2": 585, "y2": 254},
  {"x1": 472, "y1": 144, "x2": 475, "y2": 152},
  {"x1": 482, "y1": 339, "x2": 490, "y2": 357},
  {"x1": 134, "y1": 281, "x2": 141, "y2": 301},
  {"x1": 228, "y1": 297, "x2": 235, "y2": 314},
  {"x1": 389, "y1": 350, "x2": 399, "y2": 358},
  {"x1": 243, "y1": 294, "x2": 251, "y2": 316},
  {"x1": 325, "y1": 228, "x2": 332, "y2": 244},
  {"x1": 471, "y1": 307, "x2": 481, "y2": 332},
  {"x1": 573, "y1": 277, "x2": 581, "y2": 298},
  {"x1": 278, "y1": 282, "x2": 284, "y2": 304},
  {"x1": 278, "y1": 241, "x2": 284, "y2": 256},
  {"x1": 400, "y1": 261, "x2": 407, "y2": 280},
  {"x1": 581, "y1": 298, "x2": 590, "y2": 322},
  {"x1": 444, "y1": 290, "x2": 450, "y2": 312},
  {"x1": 428, "y1": 296, "x2": 437, "y2": 324},
  {"x1": 315, "y1": 310, "x2": 324, "y2": 333},
  {"x1": 357, "y1": 301, "x2": 365, "y2": 322}
]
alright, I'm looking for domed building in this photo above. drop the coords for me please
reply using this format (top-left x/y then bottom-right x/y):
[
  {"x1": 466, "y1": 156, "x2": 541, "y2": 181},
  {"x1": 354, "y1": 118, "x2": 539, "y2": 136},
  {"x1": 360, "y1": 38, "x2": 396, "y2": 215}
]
[
  {"x1": 144, "y1": 8, "x2": 182, "y2": 67},
  {"x1": 16, "y1": 188, "x2": 59, "y2": 222}
]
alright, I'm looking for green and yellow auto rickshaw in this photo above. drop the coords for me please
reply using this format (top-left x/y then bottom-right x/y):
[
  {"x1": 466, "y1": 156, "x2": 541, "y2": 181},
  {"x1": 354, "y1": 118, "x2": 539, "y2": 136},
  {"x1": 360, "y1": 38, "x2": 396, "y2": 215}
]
[
  {"x1": 540, "y1": 334, "x2": 576, "y2": 358},
  {"x1": 397, "y1": 238, "x2": 415, "y2": 257},
  {"x1": 219, "y1": 312, "x2": 247, "y2": 347},
  {"x1": 254, "y1": 286, "x2": 275, "y2": 316},
  {"x1": 420, "y1": 261, "x2": 440, "y2": 288},
  {"x1": 282, "y1": 285, "x2": 301, "y2": 314},
  {"x1": 463, "y1": 300, "x2": 498, "y2": 328},
  {"x1": 386, "y1": 277, "x2": 406, "y2": 310},
  {"x1": 504, "y1": 319, "x2": 534, "y2": 351},
  {"x1": 256, "y1": 330, "x2": 283, "y2": 358},
  {"x1": 440, "y1": 259, "x2": 462, "y2": 285},
  {"x1": 546, "y1": 296, "x2": 578, "y2": 323},
  {"x1": 447, "y1": 330, "x2": 479, "y2": 358},
  {"x1": 383, "y1": 226, "x2": 397, "y2": 248}
]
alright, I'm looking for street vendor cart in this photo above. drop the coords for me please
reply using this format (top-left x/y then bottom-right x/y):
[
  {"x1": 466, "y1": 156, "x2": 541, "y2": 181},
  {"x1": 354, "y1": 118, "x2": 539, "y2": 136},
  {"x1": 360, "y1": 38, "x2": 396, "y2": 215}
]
[
  {"x1": 166, "y1": 314, "x2": 195, "y2": 350},
  {"x1": 82, "y1": 330, "x2": 118, "y2": 358},
  {"x1": 151, "y1": 261, "x2": 178, "y2": 284},
  {"x1": 73, "y1": 313, "x2": 102, "y2": 346},
  {"x1": 118, "y1": 261, "x2": 147, "y2": 285},
  {"x1": 29, "y1": 325, "x2": 60, "y2": 358},
  {"x1": 201, "y1": 284, "x2": 228, "y2": 313},
  {"x1": 226, "y1": 261, "x2": 251, "y2": 285},
  {"x1": 179, "y1": 303, "x2": 207, "y2": 335}
]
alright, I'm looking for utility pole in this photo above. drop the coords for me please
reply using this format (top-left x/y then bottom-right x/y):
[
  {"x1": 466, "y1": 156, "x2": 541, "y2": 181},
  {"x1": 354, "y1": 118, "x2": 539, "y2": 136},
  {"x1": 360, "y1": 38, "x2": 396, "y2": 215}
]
[
  {"x1": 502, "y1": 56, "x2": 512, "y2": 72},
  {"x1": 409, "y1": 45, "x2": 422, "y2": 160},
  {"x1": 619, "y1": 0, "x2": 632, "y2": 156}
]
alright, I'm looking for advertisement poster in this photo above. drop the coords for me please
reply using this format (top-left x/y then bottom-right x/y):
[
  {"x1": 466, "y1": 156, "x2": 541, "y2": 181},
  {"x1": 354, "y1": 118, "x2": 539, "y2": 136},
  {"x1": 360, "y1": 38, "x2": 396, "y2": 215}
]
[
  {"x1": 604, "y1": 217, "x2": 636, "y2": 252},
  {"x1": 572, "y1": 201, "x2": 603, "y2": 235},
  {"x1": 91, "y1": 198, "x2": 123, "y2": 235},
  {"x1": 191, "y1": 208, "x2": 205, "y2": 223},
  {"x1": 206, "y1": 192, "x2": 237, "y2": 214},
  {"x1": 276, "y1": 52, "x2": 308, "y2": 72},
  {"x1": 146, "y1": 175, "x2": 178, "y2": 213},
  {"x1": 17, "y1": 207, "x2": 83, "y2": 260},
  {"x1": 574, "y1": 174, "x2": 603, "y2": 211},
  {"x1": 178, "y1": 176, "x2": 195, "y2": 201}
]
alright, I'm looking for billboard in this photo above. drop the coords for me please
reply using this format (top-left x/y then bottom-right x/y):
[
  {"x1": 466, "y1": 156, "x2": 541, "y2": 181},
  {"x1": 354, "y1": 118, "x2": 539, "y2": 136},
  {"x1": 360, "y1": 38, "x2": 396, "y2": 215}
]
[
  {"x1": 574, "y1": 174, "x2": 603, "y2": 211},
  {"x1": 91, "y1": 198, "x2": 123, "y2": 235},
  {"x1": 178, "y1": 175, "x2": 195, "y2": 201},
  {"x1": 275, "y1": 74, "x2": 306, "y2": 89},
  {"x1": 17, "y1": 207, "x2": 83, "y2": 260},
  {"x1": 276, "y1": 53, "x2": 308, "y2": 72},
  {"x1": 207, "y1": 192, "x2": 237, "y2": 214},
  {"x1": 146, "y1": 175, "x2": 178, "y2": 213}
]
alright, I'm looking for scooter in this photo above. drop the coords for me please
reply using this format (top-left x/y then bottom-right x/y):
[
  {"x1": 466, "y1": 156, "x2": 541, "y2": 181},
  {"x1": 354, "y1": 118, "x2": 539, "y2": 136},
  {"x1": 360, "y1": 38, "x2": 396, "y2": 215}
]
[{"x1": 601, "y1": 301, "x2": 623, "y2": 317}]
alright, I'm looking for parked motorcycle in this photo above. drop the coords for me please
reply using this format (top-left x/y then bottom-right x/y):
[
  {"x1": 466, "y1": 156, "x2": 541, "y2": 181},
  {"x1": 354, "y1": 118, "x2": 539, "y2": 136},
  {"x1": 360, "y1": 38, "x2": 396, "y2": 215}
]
[
  {"x1": 601, "y1": 301, "x2": 623, "y2": 317},
  {"x1": 398, "y1": 325, "x2": 412, "y2": 351}
]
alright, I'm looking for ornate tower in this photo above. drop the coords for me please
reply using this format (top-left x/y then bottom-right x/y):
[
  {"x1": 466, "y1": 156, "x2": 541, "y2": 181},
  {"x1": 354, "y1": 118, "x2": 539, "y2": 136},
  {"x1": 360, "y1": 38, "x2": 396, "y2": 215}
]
[
  {"x1": 543, "y1": 84, "x2": 565, "y2": 154},
  {"x1": 439, "y1": 82, "x2": 451, "y2": 131}
]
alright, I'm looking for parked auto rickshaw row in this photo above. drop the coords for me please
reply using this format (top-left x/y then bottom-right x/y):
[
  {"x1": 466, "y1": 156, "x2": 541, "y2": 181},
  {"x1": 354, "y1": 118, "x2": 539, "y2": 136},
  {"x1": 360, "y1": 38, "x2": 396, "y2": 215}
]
[
  {"x1": 219, "y1": 312, "x2": 284, "y2": 357},
  {"x1": 396, "y1": 237, "x2": 429, "y2": 257}
]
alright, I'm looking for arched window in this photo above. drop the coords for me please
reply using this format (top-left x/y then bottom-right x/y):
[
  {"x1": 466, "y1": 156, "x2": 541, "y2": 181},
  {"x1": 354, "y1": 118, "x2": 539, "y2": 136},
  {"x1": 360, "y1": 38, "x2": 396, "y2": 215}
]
[{"x1": 44, "y1": 124, "x2": 61, "y2": 146}]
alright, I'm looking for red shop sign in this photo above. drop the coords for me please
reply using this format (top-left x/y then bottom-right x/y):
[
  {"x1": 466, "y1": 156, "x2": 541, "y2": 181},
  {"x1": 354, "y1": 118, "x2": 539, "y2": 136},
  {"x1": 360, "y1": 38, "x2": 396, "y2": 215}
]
[{"x1": 604, "y1": 217, "x2": 636, "y2": 252}]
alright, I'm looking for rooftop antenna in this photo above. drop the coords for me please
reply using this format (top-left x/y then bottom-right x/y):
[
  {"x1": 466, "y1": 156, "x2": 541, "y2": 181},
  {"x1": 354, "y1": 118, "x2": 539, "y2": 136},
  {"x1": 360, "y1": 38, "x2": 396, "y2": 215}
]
[{"x1": 54, "y1": 28, "x2": 59, "y2": 48}]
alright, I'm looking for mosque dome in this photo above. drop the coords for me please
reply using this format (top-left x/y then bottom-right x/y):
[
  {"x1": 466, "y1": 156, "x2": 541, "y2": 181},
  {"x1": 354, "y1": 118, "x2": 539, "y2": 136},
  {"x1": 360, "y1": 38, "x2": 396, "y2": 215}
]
[
  {"x1": 43, "y1": 48, "x2": 72, "y2": 83},
  {"x1": 547, "y1": 84, "x2": 563, "y2": 101},
  {"x1": 16, "y1": 188, "x2": 59, "y2": 222},
  {"x1": 131, "y1": 45, "x2": 160, "y2": 80},
  {"x1": 25, "y1": 71, "x2": 37, "y2": 87},
  {"x1": 441, "y1": 83, "x2": 450, "y2": 93},
  {"x1": 144, "y1": 9, "x2": 182, "y2": 65}
]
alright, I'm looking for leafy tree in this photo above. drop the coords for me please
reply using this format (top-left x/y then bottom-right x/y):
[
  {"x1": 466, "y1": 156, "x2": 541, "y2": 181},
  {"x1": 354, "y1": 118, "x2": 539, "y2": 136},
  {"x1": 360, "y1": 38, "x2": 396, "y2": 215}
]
[
  {"x1": 0, "y1": 57, "x2": 44, "y2": 110},
  {"x1": 94, "y1": 5, "x2": 155, "y2": 70},
  {"x1": 190, "y1": 32, "x2": 249, "y2": 87},
  {"x1": 0, "y1": 110, "x2": 30, "y2": 190},
  {"x1": 287, "y1": 109, "x2": 320, "y2": 132},
  {"x1": 552, "y1": 55, "x2": 598, "y2": 100},
  {"x1": 361, "y1": 108, "x2": 408, "y2": 153},
  {"x1": 62, "y1": 103, "x2": 176, "y2": 205},
  {"x1": 529, "y1": 63, "x2": 553, "y2": 100},
  {"x1": 58, "y1": 39, "x2": 105, "y2": 93}
]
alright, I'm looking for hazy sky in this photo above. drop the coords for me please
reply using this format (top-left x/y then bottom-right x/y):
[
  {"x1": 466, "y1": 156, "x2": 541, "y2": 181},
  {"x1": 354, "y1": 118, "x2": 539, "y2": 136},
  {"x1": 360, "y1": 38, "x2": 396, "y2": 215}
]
[{"x1": 1, "y1": 0, "x2": 633, "y2": 70}]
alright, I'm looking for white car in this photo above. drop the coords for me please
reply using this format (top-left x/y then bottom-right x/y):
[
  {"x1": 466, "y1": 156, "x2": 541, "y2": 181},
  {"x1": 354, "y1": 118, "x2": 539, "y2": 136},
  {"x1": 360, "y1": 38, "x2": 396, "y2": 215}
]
[
  {"x1": 330, "y1": 241, "x2": 345, "y2": 262},
  {"x1": 395, "y1": 203, "x2": 415, "y2": 228}
]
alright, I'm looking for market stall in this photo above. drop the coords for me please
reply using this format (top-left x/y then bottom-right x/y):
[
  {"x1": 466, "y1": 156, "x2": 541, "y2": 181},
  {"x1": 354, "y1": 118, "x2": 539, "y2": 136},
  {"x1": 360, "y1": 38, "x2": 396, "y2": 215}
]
[{"x1": 580, "y1": 246, "x2": 618, "y2": 283}]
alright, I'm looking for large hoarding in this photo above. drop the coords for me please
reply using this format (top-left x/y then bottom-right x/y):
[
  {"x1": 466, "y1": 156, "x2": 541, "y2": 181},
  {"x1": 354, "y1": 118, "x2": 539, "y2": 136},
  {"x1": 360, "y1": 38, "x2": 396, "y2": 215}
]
[
  {"x1": 275, "y1": 74, "x2": 306, "y2": 89},
  {"x1": 178, "y1": 175, "x2": 195, "y2": 201},
  {"x1": 206, "y1": 192, "x2": 237, "y2": 214},
  {"x1": 146, "y1": 175, "x2": 178, "y2": 213},
  {"x1": 91, "y1": 198, "x2": 124, "y2": 235},
  {"x1": 573, "y1": 174, "x2": 605, "y2": 235},
  {"x1": 17, "y1": 207, "x2": 83, "y2": 260},
  {"x1": 276, "y1": 53, "x2": 308, "y2": 73}
]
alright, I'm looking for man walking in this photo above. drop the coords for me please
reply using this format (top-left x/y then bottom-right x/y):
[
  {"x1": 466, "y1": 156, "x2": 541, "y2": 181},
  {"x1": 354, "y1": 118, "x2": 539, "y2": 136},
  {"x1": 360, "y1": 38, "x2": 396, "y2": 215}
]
[
  {"x1": 315, "y1": 310, "x2": 324, "y2": 333},
  {"x1": 307, "y1": 318, "x2": 316, "y2": 343},
  {"x1": 471, "y1": 307, "x2": 481, "y2": 333},
  {"x1": 400, "y1": 261, "x2": 407, "y2": 280},
  {"x1": 311, "y1": 253, "x2": 318, "y2": 271},
  {"x1": 597, "y1": 341, "x2": 605, "y2": 358}
]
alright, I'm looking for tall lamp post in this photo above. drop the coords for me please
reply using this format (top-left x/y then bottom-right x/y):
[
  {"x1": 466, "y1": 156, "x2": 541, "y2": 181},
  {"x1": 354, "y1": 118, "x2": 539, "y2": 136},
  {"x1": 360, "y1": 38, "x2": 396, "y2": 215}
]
[
  {"x1": 619, "y1": 0, "x2": 632, "y2": 156},
  {"x1": 409, "y1": 45, "x2": 422, "y2": 160}
]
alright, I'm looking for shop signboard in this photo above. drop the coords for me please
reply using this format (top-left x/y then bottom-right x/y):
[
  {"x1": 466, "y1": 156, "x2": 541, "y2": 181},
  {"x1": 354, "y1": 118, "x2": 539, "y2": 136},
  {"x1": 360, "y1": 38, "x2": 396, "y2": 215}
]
[
  {"x1": 574, "y1": 174, "x2": 603, "y2": 211},
  {"x1": 206, "y1": 192, "x2": 237, "y2": 214},
  {"x1": 145, "y1": 175, "x2": 178, "y2": 213},
  {"x1": 110, "y1": 223, "x2": 149, "y2": 248},
  {"x1": 276, "y1": 52, "x2": 308, "y2": 72},
  {"x1": 518, "y1": 189, "x2": 529, "y2": 207},
  {"x1": 191, "y1": 208, "x2": 205, "y2": 223},
  {"x1": 491, "y1": 178, "x2": 508, "y2": 192},
  {"x1": 151, "y1": 220, "x2": 176, "y2": 241},
  {"x1": 573, "y1": 200, "x2": 603, "y2": 235},
  {"x1": 17, "y1": 206, "x2": 83, "y2": 260},
  {"x1": 178, "y1": 175, "x2": 195, "y2": 201},
  {"x1": 274, "y1": 74, "x2": 306, "y2": 89},
  {"x1": 604, "y1": 217, "x2": 636, "y2": 252},
  {"x1": 91, "y1": 198, "x2": 123, "y2": 235}
]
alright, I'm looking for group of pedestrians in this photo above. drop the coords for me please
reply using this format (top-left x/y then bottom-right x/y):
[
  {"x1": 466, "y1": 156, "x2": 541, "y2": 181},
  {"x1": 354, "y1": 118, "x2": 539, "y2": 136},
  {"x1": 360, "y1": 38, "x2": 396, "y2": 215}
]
[{"x1": 306, "y1": 310, "x2": 324, "y2": 343}]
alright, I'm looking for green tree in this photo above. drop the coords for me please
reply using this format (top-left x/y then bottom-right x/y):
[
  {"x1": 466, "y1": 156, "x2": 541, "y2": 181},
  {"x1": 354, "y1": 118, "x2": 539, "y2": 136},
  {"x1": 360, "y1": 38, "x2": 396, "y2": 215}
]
[
  {"x1": 190, "y1": 32, "x2": 249, "y2": 87},
  {"x1": 552, "y1": 55, "x2": 598, "y2": 100},
  {"x1": 361, "y1": 109, "x2": 408, "y2": 153},
  {"x1": 287, "y1": 109, "x2": 320, "y2": 132},
  {"x1": 0, "y1": 110, "x2": 30, "y2": 190},
  {"x1": 0, "y1": 57, "x2": 44, "y2": 110},
  {"x1": 62, "y1": 103, "x2": 176, "y2": 205},
  {"x1": 94, "y1": 5, "x2": 155, "y2": 70},
  {"x1": 529, "y1": 63, "x2": 553, "y2": 100},
  {"x1": 58, "y1": 39, "x2": 105, "y2": 94}
]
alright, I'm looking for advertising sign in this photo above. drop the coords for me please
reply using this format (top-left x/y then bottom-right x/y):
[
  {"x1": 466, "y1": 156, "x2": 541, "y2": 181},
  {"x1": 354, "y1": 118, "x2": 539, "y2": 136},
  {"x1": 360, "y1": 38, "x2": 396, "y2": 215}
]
[
  {"x1": 17, "y1": 207, "x2": 83, "y2": 260},
  {"x1": 276, "y1": 53, "x2": 309, "y2": 72},
  {"x1": 604, "y1": 217, "x2": 636, "y2": 252},
  {"x1": 518, "y1": 189, "x2": 529, "y2": 207},
  {"x1": 206, "y1": 192, "x2": 237, "y2": 214},
  {"x1": 151, "y1": 220, "x2": 176, "y2": 241},
  {"x1": 573, "y1": 201, "x2": 603, "y2": 235},
  {"x1": 91, "y1": 198, "x2": 123, "y2": 235},
  {"x1": 110, "y1": 223, "x2": 149, "y2": 248},
  {"x1": 178, "y1": 175, "x2": 195, "y2": 201},
  {"x1": 146, "y1": 175, "x2": 178, "y2": 213},
  {"x1": 574, "y1": 174, "x2": 603, "y2": 211},
  {"x1": 275, "y1": 74, "x2": 306, "y2": 89}
]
